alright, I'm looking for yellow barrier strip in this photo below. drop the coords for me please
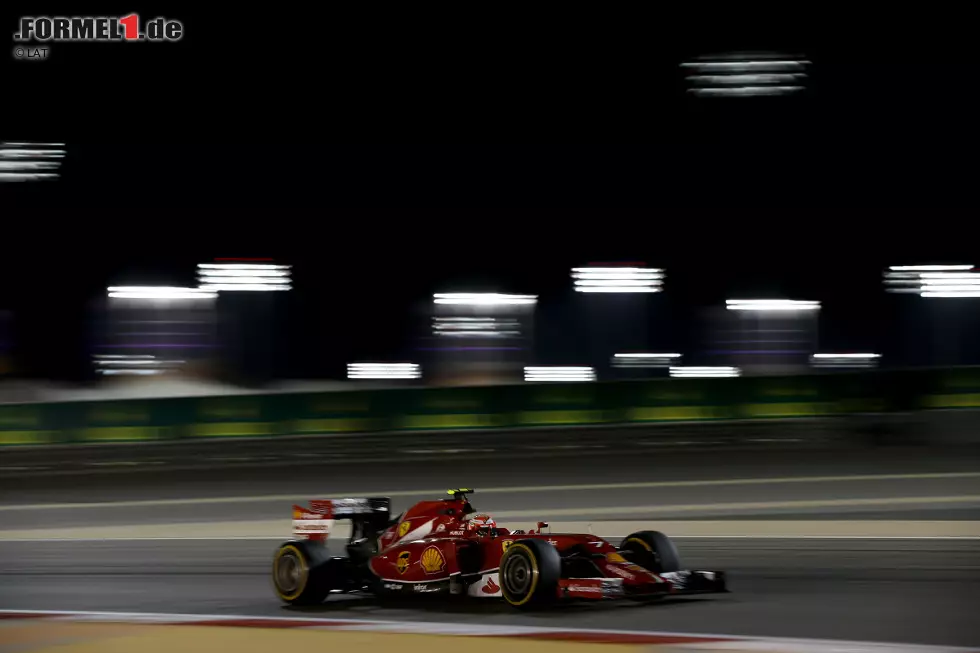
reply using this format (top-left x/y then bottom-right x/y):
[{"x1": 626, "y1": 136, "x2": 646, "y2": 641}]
[
  {"x1": 0, "y1": 430, "x2": 57, "y2": 445},
  {"x1": 922, "y1": 394, "x2": 980, "y2": 408},
  {"x1": 191, "y1": 422, "x2": 275, "y2": 437},
  {"x1": 293, "y1": 418, "x2": 378, "y2": 433},
  {"x1": 628, "y1": 406, "x2": 717, "y2": 421},
  {"x1": 740, "y1": 402, "x2": 831, "y2": 418},
  {"x1": 518, "y1": 410, "x2": 606, "y2": 425},
  {"x1": 402, "y1": 414, "x2": 502, "y2": 429},
  {"x1": 80, "y1": 427, "x2": 159, "y2": 442}
]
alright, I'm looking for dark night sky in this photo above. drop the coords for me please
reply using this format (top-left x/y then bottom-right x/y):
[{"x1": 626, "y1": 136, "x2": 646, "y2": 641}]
[{"x1": 1, "y1": 9, "x2": 976, "y2": 379}]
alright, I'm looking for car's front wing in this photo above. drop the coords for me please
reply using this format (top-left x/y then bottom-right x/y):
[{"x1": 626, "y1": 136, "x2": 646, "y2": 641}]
[
  {"x1": 660, "y1": 570, "x2": 728, "y2": 594},
  {"x1": 558, "y1": 570, "x2": 728, "y2": 600}
]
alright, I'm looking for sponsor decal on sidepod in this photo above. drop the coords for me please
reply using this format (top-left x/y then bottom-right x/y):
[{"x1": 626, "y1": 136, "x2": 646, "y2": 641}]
[
  {"x1": 396, "y1": 551, "x2": 411, "y2": 574},
  {"x1": 420, "y1": 546, "x2": 446, "y2": 574}
]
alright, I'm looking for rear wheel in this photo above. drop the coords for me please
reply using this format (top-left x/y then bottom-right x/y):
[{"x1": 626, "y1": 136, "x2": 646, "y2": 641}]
[
  {"x1": 272, "y1": 541, "x2": 337, "y2": 605},
  {"x1": 499, "y1": 539, "x2": 560, "y2": 609},
  {"x1": 619, "y1": 530, "x2": 680, "y2": 573}
]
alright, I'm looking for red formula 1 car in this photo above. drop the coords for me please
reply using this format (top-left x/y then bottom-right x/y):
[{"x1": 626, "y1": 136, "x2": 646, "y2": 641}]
[{"x1": 271, "y1": 489, "x2": 727, "y2": 608}]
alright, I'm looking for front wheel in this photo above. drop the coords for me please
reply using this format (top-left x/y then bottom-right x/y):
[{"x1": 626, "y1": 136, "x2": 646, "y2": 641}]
[
  {"x1": 272, "y1": 540, "x2": 335, "y2": 605},
  {"x1": 498, "y1": 538, "x2": 561, "y2": 609},
  {"x1": 619, "y1": 530, "x2": 680, "y2": 573}
]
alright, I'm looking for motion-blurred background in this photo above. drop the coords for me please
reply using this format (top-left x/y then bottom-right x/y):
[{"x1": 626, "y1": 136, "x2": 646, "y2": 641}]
[{"x1": 2, "y1": 20, "x2": 975, "y2": 399}]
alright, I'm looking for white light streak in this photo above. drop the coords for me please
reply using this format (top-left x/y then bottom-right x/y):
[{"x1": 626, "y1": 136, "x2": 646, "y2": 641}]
[
  {"x1": 347, "y1": 363, "x2": 421, "y2": 380},
  {"x1": 0, "y1": 142, "x2": 66, "y2": 182},
  {"x1": 197, "y1": 262, "x2": 292, "y2": 291},
  {"x1": 682, "y1": 53, "x2": 809, "y2": 97},
  {"x1": 612, "y1": 353, "x2": 682, "y2": 369},
  {"x1": 669, "y1": 366, "x2": 740, "y2": 378},
  {"x1": 524, "y1": 366, "x2": 596, "y2": 382},
  {"x1": 725, "y1": 299, "x2": 820, "y2": 311},
  {"x1": 921, "y1": 292, "x2": 980, "y2": 298},
  {"x1": 613, "y1": 353, "x2": 682, "y2": 358},
  {"x1": 433, "y1": 293, "x2": 537, "y2": 306},
  {"x1": 885, "y1": 265, "x2": 980, "y2": 297},
  {"x1": 107, "y1": 286, "x2": 218, "y2": 300},
  {"x1": 812, "y1": 353, "x2": 880, "y2": 359},
  {"x1": 811, "y1": 354, "x2": 880, "y2": 369},
  {"x1": 571, "y1": 267, "x2": 664, "y2": 293},
  {"x1": 889, "y1": 265, "x2": 973, "y2": 272}
]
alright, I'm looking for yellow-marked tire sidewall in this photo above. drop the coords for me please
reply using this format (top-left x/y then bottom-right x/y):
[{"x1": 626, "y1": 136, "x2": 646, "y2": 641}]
[
  {"x1": 273, "y1": 544, "x2": 309, "y2": 602},
  {"x1": 624, "y1": 537, "x2": 653, "y2": 552},
  {"x1": 499, "y1": 543, "x2": 539, "y2": 607}
]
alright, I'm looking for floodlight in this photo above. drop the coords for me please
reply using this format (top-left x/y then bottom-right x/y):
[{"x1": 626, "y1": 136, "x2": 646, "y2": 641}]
[{"x1": 524, "y1": 366, "x2": 596, "y2": 382}]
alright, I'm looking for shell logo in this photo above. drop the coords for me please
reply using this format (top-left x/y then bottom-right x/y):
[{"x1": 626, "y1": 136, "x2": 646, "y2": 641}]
[
  {"x1": 396, "y1": 551, "x2": 411, "y2": 574},
  {"x1": 398, "y1": 521, "x2": 411, "y2": 537},
  {"x1": 420, "y1": 546, "x2": 445, "y2": 574},
  {"x1": 606, "y1": 552, "x2": 627, "y2": 563}
]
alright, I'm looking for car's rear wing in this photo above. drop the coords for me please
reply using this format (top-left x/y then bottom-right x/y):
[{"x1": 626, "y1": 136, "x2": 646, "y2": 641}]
[{"x1": 291, "y1": 497, "x2": 391, "y2": 542}]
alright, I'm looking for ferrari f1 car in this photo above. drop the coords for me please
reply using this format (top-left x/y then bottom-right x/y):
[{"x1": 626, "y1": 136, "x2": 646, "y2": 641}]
[{"x1": 272, "y1": 489, "x2": 727, "y2": 608}]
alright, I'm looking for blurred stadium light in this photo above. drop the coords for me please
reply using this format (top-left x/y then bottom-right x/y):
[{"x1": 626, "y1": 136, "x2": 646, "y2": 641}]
[
  {"x1": 107, "y1": 286, "x2": 217, "y2": 300},
  {"x1": 426, "y1": 293, "x2": 537, "y2": 386},
  {"x1": 347, "y1": 362, "x2": 421, "y2": 380},
  {"x1": 889, "y1": 265, "x2": 973, "y2": 271},
  {"x1": 432, "y1": 293, "x2": 536, "y2": 305},
  {"x1": 811, "y1": 353, "x2": 880, "y2": 369},
  {"x1": 197, "y1": 263, "x2": 292, "y2": 292},
  {"x1": 524, "y1": 366, "x2": 596, "y2": 382},
  {"x1": 432, "y1": 316, "x2": 520, "y2": 338},
  {"x1": 98, "y1": 286, "x2": 218, "y2": 379},
  {"x1": 93, "y1": 354, "x2": 186, "y2": 376},
  {"x1": 670, "y1": 366, "x2": 740, "y2": 378},
  {"x1": 682, "y1": 52, "x2": 809, "y2": 97},
  {"x1": 884, "y1": 265, "x2": 980, "y2": 298},
  {"x1": 571, "y1": 266, "x2": 663, "y2": 293},
  {"x1": 611, "y1": 353, "x2": 681, "y2": 369},
  {"x1": 726, "y1": 299, "x2": 820, "y2": 311},
  {"x1": 0, "y1": 142, "x2": 66, "y2": 181},
  {"x1": 721, "y1": 300, "x2": 819, "y2": 375}
]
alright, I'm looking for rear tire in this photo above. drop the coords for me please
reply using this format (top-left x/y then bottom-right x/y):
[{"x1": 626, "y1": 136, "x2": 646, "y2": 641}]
[
  {"x1": 272, "y1": 540, "x2": 336, "y2": 605},
  {"x1": 619, "y1": 530, "x2": 680, "y2": 573},
  {"x1": 498, "y1": 538, "x2": 560, "y2": 609}
]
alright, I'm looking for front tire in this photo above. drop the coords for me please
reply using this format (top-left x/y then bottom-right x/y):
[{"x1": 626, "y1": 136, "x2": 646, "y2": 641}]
[
  {"x1": 619, "y1": 530, "x2": 681, "y2": 573},
  {"x1": 272, "y1": 541, "x2": 334, "y2": 605},
  {"x1": 498, "y1": 539, "x2": 560, "y2": 609}
]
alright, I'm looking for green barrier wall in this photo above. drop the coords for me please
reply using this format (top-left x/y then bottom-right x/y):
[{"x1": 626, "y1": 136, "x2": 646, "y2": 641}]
[
  {"x1": 0, "y1": 402, "x2": 67, "y2": 446},
  {"x1": 2, "y1": 367, "x2": 979, "y2": 446},
  {"x1": 397, "y1": 386, "x2": 513, "y2": 431},
  {"x1": 626, "y1": 378, "x2": 737, "y2": 422},
  {"x1": 287, "y1": 390, "x2": 394, "y2": 434},
  {"x1": 919, "y1": 367, "x2": 980, "y2": 409}
]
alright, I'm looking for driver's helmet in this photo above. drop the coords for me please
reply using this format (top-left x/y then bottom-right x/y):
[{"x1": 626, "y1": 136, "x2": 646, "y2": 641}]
[{"x1": 467, "y1": 513, "x2": 496, "y2": 530}]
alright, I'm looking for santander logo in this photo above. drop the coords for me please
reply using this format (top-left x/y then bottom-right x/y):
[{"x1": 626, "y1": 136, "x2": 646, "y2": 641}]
[{"x1": 482, "y1": 577, "x2": 500, "y2": 594}]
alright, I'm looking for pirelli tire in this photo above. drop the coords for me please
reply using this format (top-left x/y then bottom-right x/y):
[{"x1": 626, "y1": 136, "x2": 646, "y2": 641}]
[
  {"x1": 272, "y1": 540, "x2": 337, "y2": 605},
  {"x1": 618, "y1": 530, "x2": 681, "y2": 574},
  {"x1": 498, "y1": 538, "x2": 561, "y2": 609}
]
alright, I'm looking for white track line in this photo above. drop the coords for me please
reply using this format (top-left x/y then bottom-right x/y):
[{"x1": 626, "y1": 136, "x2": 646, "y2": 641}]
[
  {"x1": 2, "y1": 471, "x2": 979, "y2": 512},
  {"x1": 490, "y1": 496, "x2": 980, "y2": 518}
]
